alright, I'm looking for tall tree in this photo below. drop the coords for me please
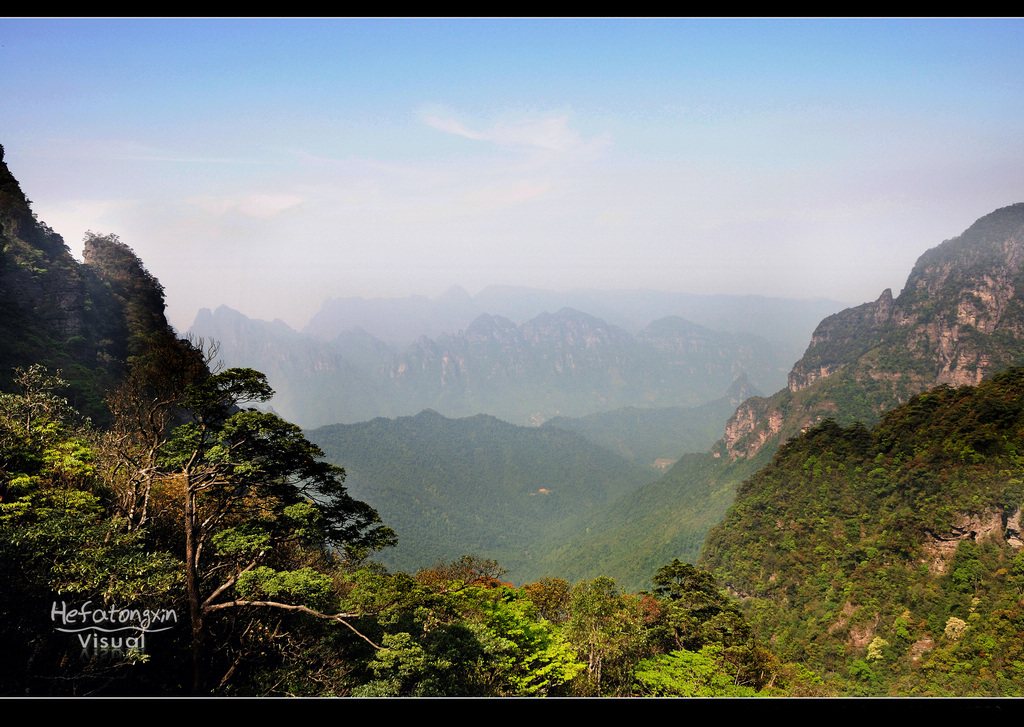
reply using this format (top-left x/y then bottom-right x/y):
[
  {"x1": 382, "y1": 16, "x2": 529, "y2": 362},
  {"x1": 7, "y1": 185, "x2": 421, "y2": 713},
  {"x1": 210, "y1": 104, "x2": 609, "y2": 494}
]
[
  {"x1": 564, "y1": 577, "x2": 649, "y2": 695},
  {"x1": 649, "y1": 559, "x2": 751, "y2": 651},
  {"x1": 646, "y1": 559, "x2": 774, "y2": 691},
  {"x1": 103, "y1": 337, "x2": 396, "y2": 692}
]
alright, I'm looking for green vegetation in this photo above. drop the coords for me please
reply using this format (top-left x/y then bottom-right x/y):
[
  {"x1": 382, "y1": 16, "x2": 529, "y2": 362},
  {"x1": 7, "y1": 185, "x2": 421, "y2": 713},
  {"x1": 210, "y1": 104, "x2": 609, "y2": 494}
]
[
  {"x1": 542, "y1": 389, "x2": 750, "y2": 466},
  {"x1": 701, "y1": 368, "x2": 1024, "y2": 695},
  {"x1": 306, "y1": 410, "x2": 659, "y2": 582},
  {"x1": 0, "y1": 357, "x2": 789, "y2": 695},
  {"x1": 531, "y1": 447, "x2": 777, "y2": 592}
]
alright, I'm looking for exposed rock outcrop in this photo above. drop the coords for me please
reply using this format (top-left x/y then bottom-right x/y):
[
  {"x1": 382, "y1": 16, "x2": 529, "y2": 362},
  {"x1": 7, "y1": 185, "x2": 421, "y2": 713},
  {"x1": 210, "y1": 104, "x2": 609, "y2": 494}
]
[
  {"x1": 921, "y1": 508, "x2": 1023, "y2": 575},
  {"x1": 724, "y1": 204, "x2": 1024, "y2": 460}
]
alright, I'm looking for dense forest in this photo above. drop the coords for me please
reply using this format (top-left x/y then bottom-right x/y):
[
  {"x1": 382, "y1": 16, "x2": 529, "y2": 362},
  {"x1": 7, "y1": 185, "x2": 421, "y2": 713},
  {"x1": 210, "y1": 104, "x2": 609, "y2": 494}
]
[
  {"x1": 0, "y1": 351, "x2": 798, "y2": 696},
  {"x1": 305, "y1": 410, "x2": 660, "y2": 581},
  {"x1": 702, "y1": 368, "x2": 1024, "y2": 696}
]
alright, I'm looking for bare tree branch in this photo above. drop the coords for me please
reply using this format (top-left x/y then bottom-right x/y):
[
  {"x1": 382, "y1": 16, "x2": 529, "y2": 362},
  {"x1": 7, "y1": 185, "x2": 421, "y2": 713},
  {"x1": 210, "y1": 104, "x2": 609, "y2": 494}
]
[{"x1": 203, "y1": 600, "x2": 383, "y2": 649}]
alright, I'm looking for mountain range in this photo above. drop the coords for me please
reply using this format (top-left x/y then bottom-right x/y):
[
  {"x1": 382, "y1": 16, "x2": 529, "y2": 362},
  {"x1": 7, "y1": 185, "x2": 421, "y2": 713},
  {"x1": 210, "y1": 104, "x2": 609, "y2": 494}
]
[
  {"x1": 189, "y1": 190, "x2": 1024, "y2": 592},
  {"x1": 9, "y1": 137, "x2": 1024, "y2": 695},
  {"x1": 303, "y1": 283, "x2": 845, "y2": 352},
  {"x1": 191, "y1": 301, "x2": 809, "y2": 428}
]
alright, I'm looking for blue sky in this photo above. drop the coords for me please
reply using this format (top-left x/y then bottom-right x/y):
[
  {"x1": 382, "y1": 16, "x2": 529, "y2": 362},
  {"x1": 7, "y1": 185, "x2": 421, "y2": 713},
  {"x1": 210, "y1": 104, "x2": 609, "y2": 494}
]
[{"x1": 3, "y1": 18, "x2": 1024, "y2": 332}]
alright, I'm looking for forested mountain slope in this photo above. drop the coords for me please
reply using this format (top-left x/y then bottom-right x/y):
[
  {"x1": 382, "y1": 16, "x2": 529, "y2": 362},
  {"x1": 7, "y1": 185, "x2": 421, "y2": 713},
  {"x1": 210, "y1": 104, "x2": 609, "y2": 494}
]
[
  {"x1": 306, "y1": 410, "x2": 660, "y2": 582},
  {"x1": 0, "y1": 143, "x2": 170, "y2": 421},
  {"x1": 540, "y1": 204, "x2": 1024, "y2": 591},
  {"x1": 701, "y1": 369, "x2": 1024, "y2": 695},
  {"x1": 542, "y1": 373, "x2": 761, "y2": 467}
]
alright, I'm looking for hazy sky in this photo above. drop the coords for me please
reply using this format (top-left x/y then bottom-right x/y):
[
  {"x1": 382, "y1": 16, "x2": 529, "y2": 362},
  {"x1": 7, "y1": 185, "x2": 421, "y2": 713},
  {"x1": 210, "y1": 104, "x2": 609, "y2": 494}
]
[{"x1": 3, "y1": 18, "x2": 1024, "y2": 332}]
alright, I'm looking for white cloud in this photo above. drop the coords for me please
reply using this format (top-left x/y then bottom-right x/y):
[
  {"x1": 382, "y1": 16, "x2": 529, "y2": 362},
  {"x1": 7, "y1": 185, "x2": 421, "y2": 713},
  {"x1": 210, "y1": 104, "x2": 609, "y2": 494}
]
[{"x1": 422, "y1": 111, "x2": 609, "y2": 154}]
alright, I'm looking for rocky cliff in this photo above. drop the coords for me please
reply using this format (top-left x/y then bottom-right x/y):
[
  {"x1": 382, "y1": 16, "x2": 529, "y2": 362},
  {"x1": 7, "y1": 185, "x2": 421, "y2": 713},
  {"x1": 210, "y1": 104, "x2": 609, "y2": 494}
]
[{"x1": 724, "y1": 203, "x2": 1024, "y2": 460}]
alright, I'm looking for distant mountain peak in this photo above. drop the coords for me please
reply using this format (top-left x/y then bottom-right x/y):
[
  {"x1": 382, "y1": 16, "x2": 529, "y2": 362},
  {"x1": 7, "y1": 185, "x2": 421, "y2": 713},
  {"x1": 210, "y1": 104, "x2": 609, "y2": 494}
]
[
  {"x1": 641, "y1": 315, "x2": 710, "y2": 337},
  {"x1": 725, "y1": 373, "x2": 761, "y2": 403},
  {"x1": 437, "y1": 284, "x2": 472, "y2": 303}
]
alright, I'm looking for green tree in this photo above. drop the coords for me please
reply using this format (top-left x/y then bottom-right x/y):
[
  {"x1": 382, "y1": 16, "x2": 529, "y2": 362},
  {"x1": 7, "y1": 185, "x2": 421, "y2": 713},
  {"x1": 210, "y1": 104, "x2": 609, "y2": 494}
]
[
  {"x1": 635, "y1": 645, "x2": 761, "y2": 697},
  {"x1": 103, "y1": 338, "x2": 395, "y2": 692},
  {"x1": 341, "y1": 564, "x2": 583, "y2": 697},
  {"x1": 0, "y1": 366, "x2": 182, "y2": 695},
  {"x1": 522, "y1": 577, "x2": 572, "y2": 623},
  {"x1": 460, "y1": 585, "x2": 584, "y2": 695},
  {"x1": 649, "y1": 559, "x2": 751, "y2": 651},
  {"x1": 648, "y1": 560, "x2": 772, "y2": 690},
  {"x1": 564, "y1": 576, "x2": 648, "y2": 695}
]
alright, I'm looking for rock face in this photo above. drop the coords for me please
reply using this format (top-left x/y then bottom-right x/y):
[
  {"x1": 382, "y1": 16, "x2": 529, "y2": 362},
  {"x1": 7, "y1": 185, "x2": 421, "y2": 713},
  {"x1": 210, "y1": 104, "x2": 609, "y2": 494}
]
[
  {"x1": 724, "y1": 203, "x2": 1024, "y2": 460},
  {"x1": 921, "y1": 508, "x2": 1024, "y2": 575},
  {"x1": 787, "y1": 288, "x2": 897, "y2": 393},
  {"x1": 721, "y1": 397, "x2": 785, "y2": 459}
]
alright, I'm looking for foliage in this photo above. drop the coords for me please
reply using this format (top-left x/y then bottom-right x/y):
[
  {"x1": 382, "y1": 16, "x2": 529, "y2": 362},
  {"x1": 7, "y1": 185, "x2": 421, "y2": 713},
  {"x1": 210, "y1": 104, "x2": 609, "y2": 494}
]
[
  {"x1": 307, "y1": 411, "x2": 658, "y2": 582},
  {"x1": 534, "y1": 445, "x2": 777, "y2": 592},
  {"x1": 635, "y1": 645, "x2": 761, "y2": 697},
  {"x1": 1, "y1": 342, "x2": 399, "y2": 694},
  {"x1": 338, "y1": 562, "x2": 585, "y2": 697},
  {"x1": 563, "y1": 576, "x2": 650, "y2": 695},
  {"x1": 701, "y1": 367, "x2": 1024, "y2": 695},
  {"x1": 97, "y1": 341, "x2": 398, "y2": 692},
  {"x1": 521, "y1": 577, "x2": 572, "y2": 623},
  {"x1": 0, "y1": 366, "x2": 183, "y2": 695}
]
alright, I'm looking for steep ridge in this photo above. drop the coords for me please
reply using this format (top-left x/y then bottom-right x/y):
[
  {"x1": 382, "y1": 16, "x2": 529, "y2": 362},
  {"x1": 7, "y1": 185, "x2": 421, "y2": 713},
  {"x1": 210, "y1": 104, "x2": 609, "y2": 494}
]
[
  {"x1": 0, "y1": 145, "x2": 174, "y2": 420},
  {"x1": 540, "y1": 204, "x2": 1024, "y2": 591},
  {"x1": 725, "y1": 203, "x2": 1024, "y2": 460}
]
